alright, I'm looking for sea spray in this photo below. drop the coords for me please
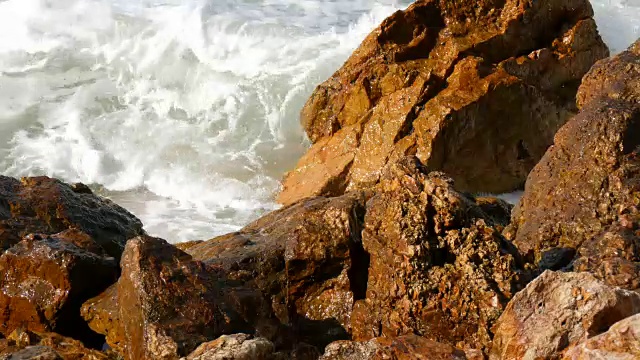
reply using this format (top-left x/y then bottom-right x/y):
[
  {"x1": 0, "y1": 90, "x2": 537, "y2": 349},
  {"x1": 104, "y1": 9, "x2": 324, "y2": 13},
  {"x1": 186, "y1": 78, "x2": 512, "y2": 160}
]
[{"x1": 0, "y1": 0, "x2": 638, "y2": 242}]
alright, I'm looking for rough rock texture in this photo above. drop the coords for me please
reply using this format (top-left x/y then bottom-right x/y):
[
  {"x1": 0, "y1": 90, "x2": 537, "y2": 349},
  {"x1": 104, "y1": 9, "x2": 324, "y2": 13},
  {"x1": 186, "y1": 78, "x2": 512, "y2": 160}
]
[
  {"x1": 181, "y1": 334, "x2": 275, "y2": 360},
  {"x1": 319, "y1": 335, "x2": 467, "y2": 360},
  {"x1": 562, "y1": 313, "x2": 640, "y2": 360},
  {"x1": 277, "y1": 0, "x2": 609, "y2": 205},
  {"x1": 82, "y1": 235, "x2": 252, "y2": 360},
  {"x1": 350, "y1": 157, "x2": 527, "y2": 353},
  {"x1": 0, "y1": 329, "x2": 115, "y2": 360},
  {"x1": 0, "y1": 176, "x2": 143, "y2": 258},
  {"x1": 81, "y1": 285, "x2": 125, "y2": 355},
  {"x1": 490, "y1": 271, "x2": 640, "y2": 360},
  {"x1": 505, "y1": 39, "x2": 640, "y2": 289},
  {"x1": 184, "y1": 192, "x2": 368, "y2": 348},
  {"x1": 0, "y1": 230, "x2": 118, "y2": 346}
]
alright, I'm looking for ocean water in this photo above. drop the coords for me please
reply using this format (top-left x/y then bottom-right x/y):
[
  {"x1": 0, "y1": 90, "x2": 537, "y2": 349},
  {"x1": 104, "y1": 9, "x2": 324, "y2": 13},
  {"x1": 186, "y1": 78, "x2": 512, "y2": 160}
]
[{"x1": 0, "y1": 0, "x2": 638, "y2": 243}]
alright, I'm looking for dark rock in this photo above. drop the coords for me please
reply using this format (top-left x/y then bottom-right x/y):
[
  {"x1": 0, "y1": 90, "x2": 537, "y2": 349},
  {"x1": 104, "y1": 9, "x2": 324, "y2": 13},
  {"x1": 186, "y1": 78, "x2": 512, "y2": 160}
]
[
  {"x1": 277, "y1": 0, "x2": 609, "y2": 205},
  {"x1": 490, "y1": 271, "x2": 640, "y2": 360},
  {"x1": 319, "y1": 335, "x2": 467, "y2": 360},
  {"x1": 350, "y1": 157, "x2": 527, "y2": 353},
  {"x1": 0, "y1": 230, "x2": 118, "y2": 346},
  {"x1": 0, "y1": 176, "x2": 143, "y2": 259},
  {"x1": 505, "y1": 38, "x2": 640, "y2": 289},
  {"x1": 184, "y1": 192, "x2": 368, "y2": 349}
]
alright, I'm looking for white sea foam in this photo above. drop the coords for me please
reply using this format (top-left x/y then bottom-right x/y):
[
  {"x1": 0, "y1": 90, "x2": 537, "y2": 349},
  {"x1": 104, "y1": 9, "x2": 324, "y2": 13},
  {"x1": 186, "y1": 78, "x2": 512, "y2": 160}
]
[{"x1": 0, "y1": 0, "x2": 638, "y2": 242}]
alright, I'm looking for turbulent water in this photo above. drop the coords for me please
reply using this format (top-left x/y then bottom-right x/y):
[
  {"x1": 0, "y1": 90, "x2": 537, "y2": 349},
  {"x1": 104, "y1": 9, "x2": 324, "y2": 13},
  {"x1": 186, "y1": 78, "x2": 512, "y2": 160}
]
[{"x1": 0, "y1": 0, "x2": 638, "y2": 242}]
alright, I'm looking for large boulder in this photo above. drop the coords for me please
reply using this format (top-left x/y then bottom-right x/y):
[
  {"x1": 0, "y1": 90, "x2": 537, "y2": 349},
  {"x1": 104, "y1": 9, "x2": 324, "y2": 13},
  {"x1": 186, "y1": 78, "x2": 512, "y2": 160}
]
[
  {"x1": 181, "y1": 334, "x2": 276, "y2": 360},
  {"x1": 82, "y1": 235, "x2": 254, "y2": 360},
  {"x1": 0, "y1": 176, "x2": 143, "y2": 259},
  {"x1": 349, "y1": 157, "x2": 527, "y2": 353},
  {"x1": 505, "y1": 39, "x2": 640, "y2": 289},
  {"x1": 184, "y1": 192, "x2": 368, "y2": 349},
  {"x1": 277, "y1": 0, "x2": 609, "y2": 205},
  {"x1": 490, "y1": 271, "x2": 640, "y2": 360},
  {"x1": 319, "y1": 335, "x2": 467, "y2": 360},
  {"x1": 0, "y1": 230, "x2": 118, "y2": 347},
  {"x1": 562, "y1": 313, "x2": 640, "y2": 360}
]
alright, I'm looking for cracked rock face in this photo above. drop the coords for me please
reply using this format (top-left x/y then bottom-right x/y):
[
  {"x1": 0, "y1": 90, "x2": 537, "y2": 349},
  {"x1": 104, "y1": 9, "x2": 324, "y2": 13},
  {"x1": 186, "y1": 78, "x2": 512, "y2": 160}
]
[
  {"x1": 562, "y1": 313, "x2": 640, "y2": 360},
  {"x1": 82, "y1": 235, "x2": 254, "y2": 360},
  {"x1": 0, "y1": 230, "x2": 118, "y2": 347},
  {"x1": 490, "y1": 271, "x2": 640, "y2": 360},
  {"x1": 184, "y1": 192, "x2": 369, "y2": 349},
  {"x1": 505, "y1": 39, "x2": 640, "y2": 289},
  {"x1": 349, "y1": 157, "x2": 527, "y2": 353},
  {"x1": 277, "y1": 0, "x2": 609, "y2": 206}
]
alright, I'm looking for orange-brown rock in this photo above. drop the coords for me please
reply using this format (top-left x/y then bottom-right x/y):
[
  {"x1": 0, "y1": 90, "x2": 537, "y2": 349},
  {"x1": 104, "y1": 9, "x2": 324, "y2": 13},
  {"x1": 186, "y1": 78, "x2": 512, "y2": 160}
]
[
  {"x1": 182, "y1": 334, "x2": 276, "y2": 360},
  {"x1": 350, "y1": 157, "x2": 527, "y2": 353},
  {"x1": 562, "y1": 313, "x2": 640, "y2": 360},
  {"x1": 174, "y1": 240, "x2": 203, "y2": 252},
  {"x1": 319, "y1": 335, "x2": 467, "y2": 360},
  {"x1": 278, "y1": 0, "x2": 609, "y2": 205},
  {"x1": 184, "y1": 192, "x2": 368, "y2": 349},
  {"x1": 490, "y1": 271, "x2": 640, "y2": 360},
  {"x1": 81, "y1": 285, "x2": 125, "y2": 355},
  {"x1": 83, "y1": 235, "x2": 253, "y2": 360},
  {"x1": 0, "y1": 329, "x2": 116, "y2": 359},
  {"x1": 0, "y1": 230, "x2": 118, "y2": 346},
  {"x1": 505, "y1": 39, "x2": 640, "y2": 289},
  {"x1": 0, "y1": 176, "x2": 143, "y2": 259}
]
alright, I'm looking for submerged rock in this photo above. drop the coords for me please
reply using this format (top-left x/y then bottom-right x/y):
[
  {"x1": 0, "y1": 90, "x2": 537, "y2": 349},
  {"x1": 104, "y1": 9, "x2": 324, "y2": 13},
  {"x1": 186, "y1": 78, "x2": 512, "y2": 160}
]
[
  {"x1": 278, "y1": 0, "x2": 609, "y2": 205},
  {"x1": 0, "y1": 176, "x2": 143, "y2": 259},
  {"x1": 319, "y1": 335, "x2": 467, "y2": 360},
  {"x1": 562, "y1": 313, "x2": 640, "y2": 360},
  {"x1": 184, "y1": 192, "x2": 368, "y2": 349},
  {"x1": 349, "y1": 157, "x2": 527, "y2": 353},
  {"x1": 505, "y1": 38, "x2": 640, "y2": 289},
  {"x1": 0, "y1": 230, "x2": 118, "y2": 347},
  {"x1": 490, "y1": 271, "x2": 640, "y2": 360}
]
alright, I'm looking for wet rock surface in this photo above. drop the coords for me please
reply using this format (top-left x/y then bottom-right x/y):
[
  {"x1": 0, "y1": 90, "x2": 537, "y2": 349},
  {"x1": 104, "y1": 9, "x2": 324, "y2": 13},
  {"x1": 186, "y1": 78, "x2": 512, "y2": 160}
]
[
  {"x1": 80, "y1": 285, "x2": 125, "y2": 355},
  {"x1": 83, "y1": 235, "x2": 253, "y2": 360},
  {"x1": 490, "y1": 271, "x2": 640, "y2": 360},
  {"x1": 350, "y1": 158, "x2": 527, "y2": 353},
  {"x1": 319, "y1": 335, "x2": 467, "y2": 360},
  {"x1": 185, "y1": 192, "x2": 368, "y2": 349},
  {"x1": 0, "y1": 229, "x2": 118, "y2": 346},
  {"x1": 277, "y1": 0, "x2": 609, "y2": 205},
  {"x1": 0, "y1": 176, "x2": 143, "y2": 259},
  {"x1": 505, "y1": 38, "x2": 640, "y2": 289},
  {"x1": 562, "y1": 313, "x2": 640, "y2": 360}
]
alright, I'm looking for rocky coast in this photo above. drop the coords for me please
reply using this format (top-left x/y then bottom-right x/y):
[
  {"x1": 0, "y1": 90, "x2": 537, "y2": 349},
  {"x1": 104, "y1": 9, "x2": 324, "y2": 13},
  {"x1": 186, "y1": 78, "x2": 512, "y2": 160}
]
[{"x1": 1, "y1": 0, "x2": 639, "y2": 359}]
